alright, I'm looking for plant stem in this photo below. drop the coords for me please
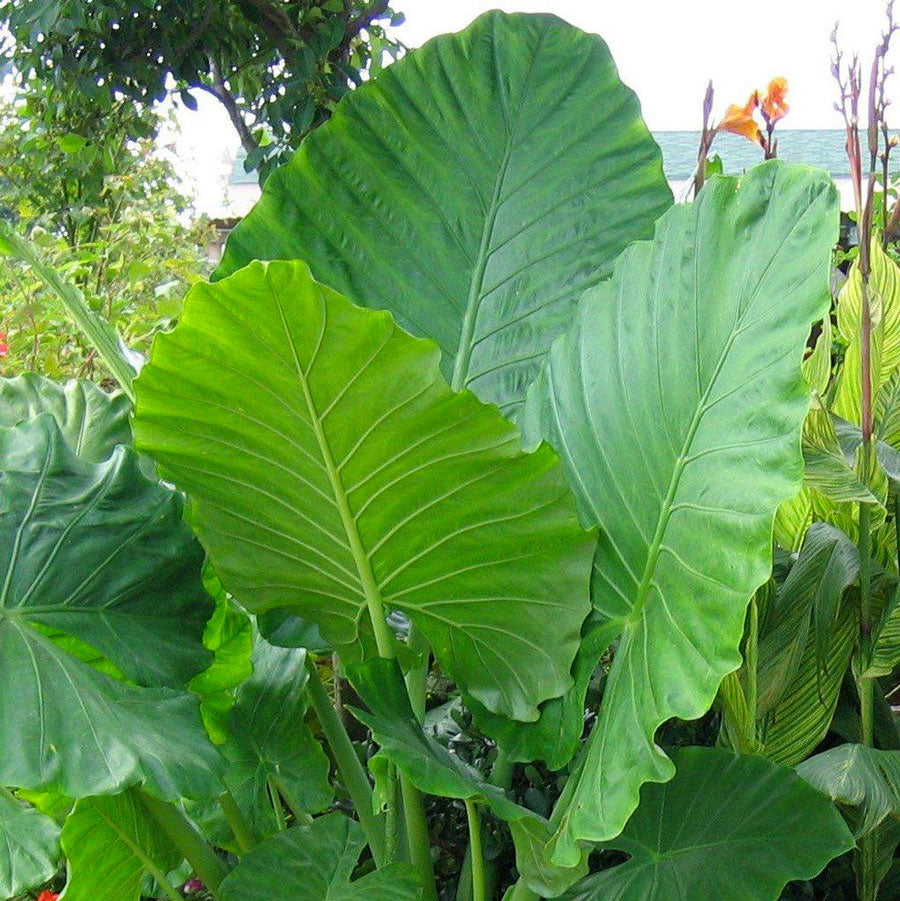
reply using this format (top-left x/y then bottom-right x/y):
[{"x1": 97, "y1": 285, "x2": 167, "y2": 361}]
[
  {"x1": 139, "y1": 793, "x2": 229, "y2": 895},
  {"x1": 217, "y1": 790, "x2": 257, "y2": 853},
  {"x1": 745, "y1": 594, "x2": 759, "y2": 722},
  {"x1": 400, "y1": 774, "x2": 435, "y2": 899},
  {"x1": 404, "y1": 623, "x2": 430, "y2": 721},
  {"x1": 267, "y1": 775, "x2": 287, "y2": 830},
  {"x1": 465, "y1": 801, "x2": 486, "y2": 901},
  {"x1": 305, "y1": 655, "x2": 386, "y2": 865},
  {"x1": 384, "y1": 763, "x2": 399, "y2": 863},
  {"x1": 274, "y1": 775, "x2": 313, "y2": 825}
]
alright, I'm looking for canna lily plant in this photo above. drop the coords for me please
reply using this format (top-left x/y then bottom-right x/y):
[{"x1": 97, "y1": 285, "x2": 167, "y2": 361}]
[{"x1": 6, "y1": 8, "x2": 900, "y2": 901}]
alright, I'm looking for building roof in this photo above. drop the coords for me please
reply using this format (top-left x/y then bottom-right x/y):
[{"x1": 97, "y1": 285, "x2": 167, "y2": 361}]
[{"x1": 228, "y1": 130, "x2": 893, "y2": 190}]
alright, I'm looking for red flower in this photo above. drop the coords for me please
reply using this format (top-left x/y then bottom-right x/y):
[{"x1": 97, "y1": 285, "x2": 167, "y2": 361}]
[
  {"x1": 0, "y1": 332, "x2": 8, "y2": 357},
  {"x1": 37, "y1": 892, "x2": 59, "y2": 901}
]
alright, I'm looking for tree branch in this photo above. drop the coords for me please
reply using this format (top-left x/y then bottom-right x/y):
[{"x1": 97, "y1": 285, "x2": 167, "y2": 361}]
[{"x1": 199, "y1": 59, "x2": 259, "y2": 155}]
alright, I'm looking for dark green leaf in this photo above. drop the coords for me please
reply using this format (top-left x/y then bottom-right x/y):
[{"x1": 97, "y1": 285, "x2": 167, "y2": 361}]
[
  {"x1": 218, "y1": 813, "x2": 421, "y2": 900},
  {"x1": 217, "y1": 11, "x2": 672, "y2": 414},
  {"x1": 0, "y1": 415, "x2": 222, "y2": 799},
  {"x1": 560, "y1": 747, "x2": 853, "y2": 900}
]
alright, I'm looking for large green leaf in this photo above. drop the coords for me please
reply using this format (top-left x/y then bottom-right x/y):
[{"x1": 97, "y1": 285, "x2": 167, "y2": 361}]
[
  {"x1": 222, "y1": 640, "x2": 332, "y2": 839},
  {"x1": 218, "y1": 813, "x2": 421, "y2": 901},
  {"x1": 216, "y1": 11, "x2": 672, "y2": 414},
  {"x1": 59, "y1": 790, "x2": 181, "y2": 901},
  {"x1": 347, "y1": 657, "x2": 588, "y2": 896},
  {"x1": 521, "y1": 162, "x2": 839, "y2": 854},
  {"x1": 559, "y1": 747, "x2": 853, "y2": 900},
  {"x1": 0, "y1": 788, "x2": 60, "y2": 898},
  {"x1": 133, "y1": 259, "x2": 595, "y2": 721},
  {"x1": 0, "y1": 415, "x2": 222, "y2": 799},
  {"x1": 0, "y1": 374, "x2": 131, "y2": 462},
  {"x1": 1, "y1": 415, "x2": 212, "y2": 688}
]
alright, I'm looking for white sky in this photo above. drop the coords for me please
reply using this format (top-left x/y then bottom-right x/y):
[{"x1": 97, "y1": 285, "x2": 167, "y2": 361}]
[{"x1": 174, "y1": 0, "x2": 900, "y2": 213}]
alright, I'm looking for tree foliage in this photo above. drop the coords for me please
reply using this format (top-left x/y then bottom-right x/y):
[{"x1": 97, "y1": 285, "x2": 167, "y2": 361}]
[{"x1": 1, "y1": 0, "x2": 404, "y2": 177}]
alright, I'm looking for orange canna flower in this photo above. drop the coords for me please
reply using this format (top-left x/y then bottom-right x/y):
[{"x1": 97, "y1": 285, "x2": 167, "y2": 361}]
[
  {"x1": 761, "y1": 77, "x2": 789, "y2": 123},
  {"x1": 716, "y1": 91, "x2": 764, "y2": 146}
]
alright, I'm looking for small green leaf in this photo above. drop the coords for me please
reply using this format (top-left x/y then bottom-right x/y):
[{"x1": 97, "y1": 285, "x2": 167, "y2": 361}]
[
  {"x1": 0, "y1": 374, "x2": 131, "y2": 462},
  {"x1": 218, "y1": 813, "x2": 421, "y2": 900},
  {"x1": 60, "y1": 790, "x2": 181, "y2": 901},
  {"x1": 0, "y1": 789, "x2": 60, "y2": 898},
  {"x1": 222, "y1": 640, "x2": 332, "y2": 839},
  {"x1": 798, "y1": 744, "x2": 900, "y2": 837},
  {"x1": 188, "y1": 567, "x2": 253, "y2": 744}
]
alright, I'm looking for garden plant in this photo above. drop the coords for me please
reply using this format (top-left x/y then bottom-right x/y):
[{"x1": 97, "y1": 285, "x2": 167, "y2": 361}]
[{"x1": 4, "y1": 8, "x2": 900, "y2": 901}]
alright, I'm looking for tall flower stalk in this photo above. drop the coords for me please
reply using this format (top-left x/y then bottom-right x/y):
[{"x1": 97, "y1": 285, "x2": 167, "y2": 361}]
[{"x1": 833, "y1": 6, "x2": 898, "y2": 896}]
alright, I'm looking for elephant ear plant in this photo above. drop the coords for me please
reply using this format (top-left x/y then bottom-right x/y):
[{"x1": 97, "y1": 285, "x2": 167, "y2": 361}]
[{"x1": 0, "y1": 9, "x2": 869, "y2": 901}]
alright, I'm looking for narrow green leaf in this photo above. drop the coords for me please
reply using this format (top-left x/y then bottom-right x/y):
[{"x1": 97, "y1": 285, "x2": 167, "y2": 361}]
[
  {"x1": 133, "y1": 259, "x2": 595, "y2": 722},
  {"x1": 757, "y1": 522, "x2": 858, "y2": 716},
  {"x1": 802, "y1": 408, "x2": 882, "y2": 505},
  {"x1": 0, "y1": 219, "x2": 137, "y2": 397},
  {"x1": 798, "y1": 744, "x2": 900, "y2": 838},
  {"x1": 833, "y1": 238, "x2": 900, "y2": 426},
  {"x1": 217, "y1": 11, "x2": 672, "y2": 414},
  {"x1": 521, "y1": 162, "x2": 839, "y2": 854}
]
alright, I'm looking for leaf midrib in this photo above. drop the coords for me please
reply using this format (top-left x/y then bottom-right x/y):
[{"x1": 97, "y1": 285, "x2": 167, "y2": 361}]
[
  {"x1": 450, "y1": 26, "x2": 547, "y2": 392},
  {"x1": 267, "y1": 273, "x2": 390, "y2": 657}
]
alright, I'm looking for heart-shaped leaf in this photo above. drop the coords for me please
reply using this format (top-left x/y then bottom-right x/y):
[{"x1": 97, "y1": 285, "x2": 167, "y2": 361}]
[
  {"x1": 521, "y1": 162, "x2": 839, "y2": 853},
  {"x1": 559, "y1": 747, "x2": 853, "y2": 900},
  {"x1": 133, "y1": 260, "x2": 595, "y2": 721},
  {"x1": 216, "y1": 11, "x2": 671, "y2": 414}
]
